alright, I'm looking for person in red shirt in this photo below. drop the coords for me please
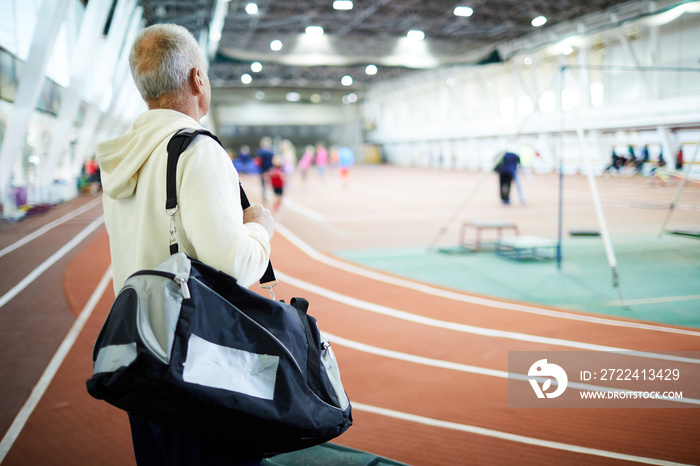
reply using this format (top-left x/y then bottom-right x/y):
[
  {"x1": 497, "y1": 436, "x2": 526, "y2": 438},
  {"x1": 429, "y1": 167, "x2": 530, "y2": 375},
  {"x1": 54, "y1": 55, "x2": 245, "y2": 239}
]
[
  {"x1": 676, "y1": 147, "x2": 684, "y2": 170},
  {"x1": 267, "y1": 156, "x2": 285, "y2": 214}
]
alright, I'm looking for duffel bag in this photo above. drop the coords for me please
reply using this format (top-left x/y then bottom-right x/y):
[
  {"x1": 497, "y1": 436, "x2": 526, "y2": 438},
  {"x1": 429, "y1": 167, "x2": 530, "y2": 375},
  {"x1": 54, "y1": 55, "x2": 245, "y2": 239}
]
[{"x1": 86, "y1": 252, "x2": 352, "y2": 456}]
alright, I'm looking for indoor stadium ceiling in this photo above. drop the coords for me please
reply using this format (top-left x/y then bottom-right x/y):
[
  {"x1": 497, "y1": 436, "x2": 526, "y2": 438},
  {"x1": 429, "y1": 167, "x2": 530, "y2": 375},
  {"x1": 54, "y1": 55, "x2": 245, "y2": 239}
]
[{"x1": 136, "y1": 0, "x2": 636, "y2": 95}]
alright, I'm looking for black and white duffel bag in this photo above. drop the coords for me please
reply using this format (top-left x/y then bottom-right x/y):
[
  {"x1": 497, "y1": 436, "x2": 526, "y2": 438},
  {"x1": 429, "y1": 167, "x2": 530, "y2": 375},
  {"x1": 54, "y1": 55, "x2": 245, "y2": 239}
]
[{"x1": 86, "y1": 252, "x2": 352, "y2": 456}]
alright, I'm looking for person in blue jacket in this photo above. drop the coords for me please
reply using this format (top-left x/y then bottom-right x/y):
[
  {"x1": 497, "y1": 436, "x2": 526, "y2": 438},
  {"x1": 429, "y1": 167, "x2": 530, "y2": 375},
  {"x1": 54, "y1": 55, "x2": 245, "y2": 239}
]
[
  {"x1": 495, "y1": 151, "x2": 520, "y2": 205},
  {"x1": 256, "y1": 137, "x2": 274, "y2": 201}
]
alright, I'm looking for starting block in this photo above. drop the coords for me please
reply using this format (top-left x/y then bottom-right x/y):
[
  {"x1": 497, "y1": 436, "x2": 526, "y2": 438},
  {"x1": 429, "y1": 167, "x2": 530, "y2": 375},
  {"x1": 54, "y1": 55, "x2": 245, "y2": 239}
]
[{"x1": 495, "y1": 236, "x2": 559, "y2": 261}]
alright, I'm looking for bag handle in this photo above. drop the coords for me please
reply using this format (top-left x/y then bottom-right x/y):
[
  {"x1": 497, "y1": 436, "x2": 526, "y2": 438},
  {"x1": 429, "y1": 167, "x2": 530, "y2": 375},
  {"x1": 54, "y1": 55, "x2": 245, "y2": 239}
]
[{"x1": 166, "y1": 128, "x2": 276, "y2": 286}]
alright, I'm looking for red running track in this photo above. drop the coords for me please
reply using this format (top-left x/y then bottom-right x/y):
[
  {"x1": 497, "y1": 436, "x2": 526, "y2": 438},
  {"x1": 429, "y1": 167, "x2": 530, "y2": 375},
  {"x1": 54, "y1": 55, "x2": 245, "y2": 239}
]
[{"x1": 0, "y1": 194, "x2": 699, "y2": 465}]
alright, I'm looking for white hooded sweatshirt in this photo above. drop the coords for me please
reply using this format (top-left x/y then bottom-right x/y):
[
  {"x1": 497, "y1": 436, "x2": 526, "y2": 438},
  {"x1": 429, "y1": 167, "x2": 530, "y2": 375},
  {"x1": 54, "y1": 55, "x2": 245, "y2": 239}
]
[{"x1": 96, "y1": 109, "x2": 270, "y2": 292}]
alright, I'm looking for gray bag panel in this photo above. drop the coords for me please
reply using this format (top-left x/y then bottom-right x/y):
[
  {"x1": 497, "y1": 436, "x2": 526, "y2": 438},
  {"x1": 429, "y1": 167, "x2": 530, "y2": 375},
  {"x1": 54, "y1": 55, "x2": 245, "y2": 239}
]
[
  {"x1": 94, "y1": 342, "x2": 137, "y2": 375},
  {"x1": 320, "y1": 338, "x2": 350, "y2": 411},
  {"x1": 183, "y1": 333, "x2": 280, "y2": 400}
]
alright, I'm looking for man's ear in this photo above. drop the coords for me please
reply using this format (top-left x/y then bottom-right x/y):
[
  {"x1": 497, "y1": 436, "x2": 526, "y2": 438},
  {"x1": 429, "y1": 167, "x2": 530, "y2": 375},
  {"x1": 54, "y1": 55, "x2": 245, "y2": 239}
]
[{"x1": 191, "y1": 67, "x2": 204, "y2": 95}]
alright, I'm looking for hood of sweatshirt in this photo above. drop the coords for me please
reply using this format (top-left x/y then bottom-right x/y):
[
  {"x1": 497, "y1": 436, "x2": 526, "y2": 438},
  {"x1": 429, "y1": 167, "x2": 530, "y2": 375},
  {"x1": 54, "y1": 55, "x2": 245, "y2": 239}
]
[{"x1": 96, "y1": 109, "x2": 203, "y2": 199}]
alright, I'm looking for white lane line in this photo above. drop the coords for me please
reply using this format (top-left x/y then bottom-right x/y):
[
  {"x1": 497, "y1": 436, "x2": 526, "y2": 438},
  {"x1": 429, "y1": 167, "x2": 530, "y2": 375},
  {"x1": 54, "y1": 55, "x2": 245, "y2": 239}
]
[
  {"x1": 326, "y1": 331, "x2": 508, "y2": 377},
  {"x1": 0, "y1": 196, "x2": 102, "y2": 259},
  {"x1": 325, "y1": 332, "x2": 700, "y2": 406},
  {"x1": 0, "y1": 266, "x2": 112, "y2": 463},
  {"x1": 351, "y1": 402, "x2": 695, "y2": 466},
  {"x1": 280, "y1": 199, "x2": 348, "y2": 237},
  {"x1": 276, "y1": 223, "x2": 700, "y2": 338},
  {"x1": 278, "y1": 271, "x2": 700, "y2": 365},
  {"x1": 0, "y1": 216, "x2": 105, "y2": 310},
  {"x1": 281, "y1": 198, "x2": 326, "y2": 222},
  {"x1": 605, "y1": 294, "x2": 700, "y2": 306}
]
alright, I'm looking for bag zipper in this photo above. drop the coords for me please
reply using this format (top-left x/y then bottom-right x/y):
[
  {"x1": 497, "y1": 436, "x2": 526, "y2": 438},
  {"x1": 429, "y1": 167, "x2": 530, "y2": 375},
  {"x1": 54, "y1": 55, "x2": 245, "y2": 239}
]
[
  {"x1": 130, "y1": 270, "x2": 190, "y2": 299},
  {"x1": 321, "y1": 341, "x2": 334, "y2": 360}
]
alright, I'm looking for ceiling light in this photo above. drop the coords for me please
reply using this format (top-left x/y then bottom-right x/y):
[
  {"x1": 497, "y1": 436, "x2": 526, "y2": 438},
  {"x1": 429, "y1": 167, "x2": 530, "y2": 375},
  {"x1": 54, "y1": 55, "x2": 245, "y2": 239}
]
[
  {"x1": 251, "y1": 62, "x2": 262, "y2": 72},
  {"x1": 241, "y1": 74, "x2": 252, "y2": 84},
  {"x1": 561, "y1": 45, "x2": 574, "y2": 55},
  {"x1": 310, "y1": 93, "x2": 322, "y2": 103},
  {"x1": 333, "y1": 0, "x2": 353, "y2": 10},
  {"x1": 245, "y1": 3, "x2": 258, "y2": 15},
  {"x1": 531, "y1": 15, "x2": 547, "y2": 27},
  {"x1": 270, "y1": 40, "x2": 283, "y2": 51},
  {"x1": 407, "y1": 30, "x2": 425, "y2": 41},
  {"x1": 524, "y1": 56, "x2": 533, "y2": 65},
  {"x1": 365, "y1": 64, "x2": 378, "y2": 75},
  {"x1": 305, "y1": 26, "x2": 324, "y2": 36},
  {"x1": 286, "y1": 92, "x2": 301, "y2": 102},
  {"x1": 342, "y1": 93, "x2": 358, "y2": 104},
  {"x1": 341, "y1": 75, "x2": 353, "y2": 86},
  {"x1": 255, "y1": 91, "x2": 265, "y2": 100},
  {"x1": 453, "y1": 6, "x2": 473, "y2": 17}
]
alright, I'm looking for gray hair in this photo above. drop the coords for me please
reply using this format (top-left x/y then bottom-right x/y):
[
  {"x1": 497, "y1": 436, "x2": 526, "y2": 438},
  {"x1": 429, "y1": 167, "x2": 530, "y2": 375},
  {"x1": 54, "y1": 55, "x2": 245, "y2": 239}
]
[{"x1": 129, "y1": 23, "x2": 206, "y2": 102}]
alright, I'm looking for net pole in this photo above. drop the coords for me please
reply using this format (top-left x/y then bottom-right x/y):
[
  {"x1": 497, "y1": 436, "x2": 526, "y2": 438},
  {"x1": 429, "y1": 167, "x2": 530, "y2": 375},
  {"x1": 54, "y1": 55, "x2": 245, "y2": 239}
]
[
  {"x1": 556, "y1": 67, "x2": 565, "y2": 270},
  {"x1": 557, "y1": 158, "x2": 564, "y2": 269},
  {"x1": 658, "y1": 139, "x2": 700, "y2": 237},
  {"x1": 576, "y1": 127, "x2": 627, "y2": 307}
]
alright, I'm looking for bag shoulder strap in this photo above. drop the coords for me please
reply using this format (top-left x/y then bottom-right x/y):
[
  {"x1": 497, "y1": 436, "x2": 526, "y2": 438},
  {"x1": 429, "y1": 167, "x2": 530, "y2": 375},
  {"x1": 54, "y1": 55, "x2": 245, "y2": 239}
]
[
  {"x1": 291, "y1": 297, "x2": 321, "y2": 393},
  {"x1": 166, "y1": 128, "x2": 222, "y2": 211},
  {"x1": 165, "y1": 128, "x2": 276, "y2": 285}
]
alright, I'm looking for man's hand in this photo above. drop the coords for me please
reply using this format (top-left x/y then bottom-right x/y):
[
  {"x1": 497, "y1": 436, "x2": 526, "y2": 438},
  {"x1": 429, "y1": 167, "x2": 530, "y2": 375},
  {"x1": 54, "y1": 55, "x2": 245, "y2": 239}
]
[{"x1": 243, "y1": 203, "x2": 275, "y2": 239}]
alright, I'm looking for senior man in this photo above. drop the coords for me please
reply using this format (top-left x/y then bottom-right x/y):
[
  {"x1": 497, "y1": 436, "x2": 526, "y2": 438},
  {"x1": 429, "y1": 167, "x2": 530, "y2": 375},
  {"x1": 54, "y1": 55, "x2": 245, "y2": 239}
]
[{"x1": 95, "y1": 23, "x2": 274, "y2": 466}]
